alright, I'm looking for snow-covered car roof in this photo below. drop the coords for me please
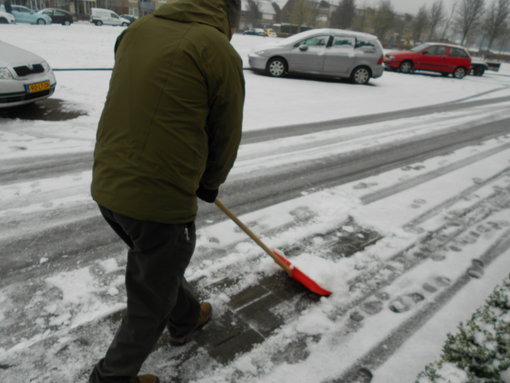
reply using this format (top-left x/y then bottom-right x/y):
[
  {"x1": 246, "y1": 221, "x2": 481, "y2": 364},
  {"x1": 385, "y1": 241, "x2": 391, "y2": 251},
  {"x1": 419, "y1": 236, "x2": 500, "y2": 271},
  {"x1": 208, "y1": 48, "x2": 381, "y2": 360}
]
[{"x1": 281, "y1": 28, "x2": 379, "y2": 46}]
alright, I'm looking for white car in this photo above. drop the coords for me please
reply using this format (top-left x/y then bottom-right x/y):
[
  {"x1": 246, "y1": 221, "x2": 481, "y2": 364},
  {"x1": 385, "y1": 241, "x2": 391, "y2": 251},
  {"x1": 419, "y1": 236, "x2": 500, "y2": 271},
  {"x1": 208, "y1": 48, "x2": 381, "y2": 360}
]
[
  {"x1": 90, "y1": 7, "x2": 130, "y2": 26},
  {"x1": 0, "y1": 41, "x2": 56, "y2": 108},
  {"x1": 0, "y1": 10, "x2": 15, "y2": 23}
]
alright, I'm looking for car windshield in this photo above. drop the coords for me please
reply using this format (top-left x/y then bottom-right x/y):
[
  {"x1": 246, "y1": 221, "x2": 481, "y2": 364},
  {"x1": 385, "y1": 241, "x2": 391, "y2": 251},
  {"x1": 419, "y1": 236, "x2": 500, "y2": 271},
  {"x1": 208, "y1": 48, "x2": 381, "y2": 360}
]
[
  {"x1": 410, "y1": 43, "x2": 430, "y2": 52},
  {"x1": 280, "y1": 30, "x2": 321, "y2": 46}
]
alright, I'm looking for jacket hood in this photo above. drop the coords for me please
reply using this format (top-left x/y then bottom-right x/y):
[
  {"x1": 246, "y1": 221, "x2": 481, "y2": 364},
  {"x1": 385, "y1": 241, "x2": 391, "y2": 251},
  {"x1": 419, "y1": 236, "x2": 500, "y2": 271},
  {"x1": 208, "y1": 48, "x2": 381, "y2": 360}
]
[{"x1": 154, "y1": 0, "x2": 231, "y2": 38}]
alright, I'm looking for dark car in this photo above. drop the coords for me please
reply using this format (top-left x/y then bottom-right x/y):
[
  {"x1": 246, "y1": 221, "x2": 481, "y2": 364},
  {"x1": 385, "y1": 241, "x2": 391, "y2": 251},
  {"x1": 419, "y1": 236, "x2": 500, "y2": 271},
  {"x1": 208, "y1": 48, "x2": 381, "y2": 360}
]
[
  {"x1": 40, "y1": 8, "x2": 74, "y2": 25},
  {"x1": 471, "y1": 58, "x2": 488, "y2": 76},
  {"x1": 243, "y1": 28, "x2": 267, "y2": 36},
  {"x1": 120, "y1": 14, "x2": 136, "y2": 24},
  {"x1": 384, "y1": 42, "x2": 472, "y2": 79}
]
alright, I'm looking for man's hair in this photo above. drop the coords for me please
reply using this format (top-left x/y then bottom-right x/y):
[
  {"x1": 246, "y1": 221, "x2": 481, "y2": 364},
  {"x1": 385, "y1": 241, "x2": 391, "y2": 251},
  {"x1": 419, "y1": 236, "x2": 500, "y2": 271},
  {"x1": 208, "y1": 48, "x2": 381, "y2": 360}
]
[{"x1": 225, "y1": 0, "x2": 241, "y2": 29}]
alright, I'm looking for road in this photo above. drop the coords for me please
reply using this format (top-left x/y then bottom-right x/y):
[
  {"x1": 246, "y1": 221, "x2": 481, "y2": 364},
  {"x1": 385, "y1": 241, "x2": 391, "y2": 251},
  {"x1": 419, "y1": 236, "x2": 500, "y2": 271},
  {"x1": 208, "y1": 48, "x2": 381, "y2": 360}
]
[
  {"x1": 1, "y1": 95, "x2": 510, "y2": 282},
  {"x1": 1, "y1": 93, "x2": 510, "y2": 382}
]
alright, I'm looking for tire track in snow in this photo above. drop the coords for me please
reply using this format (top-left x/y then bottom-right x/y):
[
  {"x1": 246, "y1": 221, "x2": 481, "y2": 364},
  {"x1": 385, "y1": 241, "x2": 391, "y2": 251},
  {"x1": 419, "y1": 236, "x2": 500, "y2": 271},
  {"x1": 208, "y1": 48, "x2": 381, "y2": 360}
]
[
  {"x1": 1, "y1": 120, "x2": 509, "y2": 285},
  {"x1": 1, "y1": 96, "x2": 510, "y2": 185}
]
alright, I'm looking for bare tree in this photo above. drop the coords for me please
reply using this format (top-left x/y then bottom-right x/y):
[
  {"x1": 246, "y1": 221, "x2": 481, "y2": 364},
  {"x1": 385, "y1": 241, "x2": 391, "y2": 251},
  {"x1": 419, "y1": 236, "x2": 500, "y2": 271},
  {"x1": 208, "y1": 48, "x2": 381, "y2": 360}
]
[
  {"x1": 428, "y1": 0, "x2": 445, "y2": 40},
  {"x1": 372, "y1": 0, "x2": 395, "y2": 42},
  {"x1": 290, "y1": 0, "x2": 319, "y2": 28},
  {"x1": 353, "y1": 4, "x2": 370, "y2": 32},
  {"x1": 246, "y1": 0, "x2": 262, "y2": 28},
  {"x1": 483, "y1": 0, "x2": 510, "y2": 50},
  {"x1": 412, "y1": 5, "x2": 429, "y2": 43},
  {"x1": 330, "y1": 0, "x2": 357, "y2": 29},
  {"x1": 440, "y1": 0, "x2": 458, "y2": 40},
  {"x1": 456, "y1": 0, "x2": 486, "y2": 44}
]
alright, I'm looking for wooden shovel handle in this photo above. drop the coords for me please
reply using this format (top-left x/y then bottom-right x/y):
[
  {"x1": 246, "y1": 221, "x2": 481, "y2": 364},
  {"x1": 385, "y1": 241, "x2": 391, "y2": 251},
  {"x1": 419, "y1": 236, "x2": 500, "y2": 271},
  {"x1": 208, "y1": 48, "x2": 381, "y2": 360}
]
[{"x1": 214, "y1": 198, "x2": 293, "y2": 274}]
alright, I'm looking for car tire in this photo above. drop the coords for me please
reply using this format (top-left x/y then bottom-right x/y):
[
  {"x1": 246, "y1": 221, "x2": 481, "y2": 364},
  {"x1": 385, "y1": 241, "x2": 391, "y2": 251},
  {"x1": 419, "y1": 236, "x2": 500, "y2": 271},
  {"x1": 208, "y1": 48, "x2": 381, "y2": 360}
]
[
  {"x1": 37, "y1": 18, "x2": 46, "y2": 25},
  {"x1": 121, "y1": 22, "x2": 128, "y2": 26},
  {"x1": 63, "y1": 20, "x2": 71, "y2": 26},
  {"x1": 473, "y1": 66, "x2": 485, "y2": 76},
  {"x1": 399, "y1": 60, "x2": 413, "y2": 73},
  {"x1": 0, "y1": 17, "x2": 8, "y2": 24},
  {"x1": 95, "y1": 20, "x2": 103, "y2": 26},
  {"x1": 350, "y1": 66, "x2": 371, "y2": 84},
  {"x1": 267, "y1": 57, "x2": 287, "y2": 77},
  {"x1": 453, "y1": 66, "x2": 467, "y2": 79}
]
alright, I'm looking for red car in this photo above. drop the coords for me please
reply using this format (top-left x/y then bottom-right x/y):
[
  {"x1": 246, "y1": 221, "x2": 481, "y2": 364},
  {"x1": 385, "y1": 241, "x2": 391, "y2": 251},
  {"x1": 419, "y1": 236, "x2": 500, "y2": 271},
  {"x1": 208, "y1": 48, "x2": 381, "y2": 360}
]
[{"x1": 384, "y1": 43, "x2": 472, "y2": 79}]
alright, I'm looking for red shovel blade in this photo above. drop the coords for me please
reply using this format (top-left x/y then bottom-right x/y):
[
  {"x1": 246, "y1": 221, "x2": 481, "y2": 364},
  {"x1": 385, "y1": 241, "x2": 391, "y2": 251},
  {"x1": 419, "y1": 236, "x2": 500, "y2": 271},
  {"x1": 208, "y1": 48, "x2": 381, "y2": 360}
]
[{"x1": 273, "y1": 250, "x2": 332, "y2": 296}]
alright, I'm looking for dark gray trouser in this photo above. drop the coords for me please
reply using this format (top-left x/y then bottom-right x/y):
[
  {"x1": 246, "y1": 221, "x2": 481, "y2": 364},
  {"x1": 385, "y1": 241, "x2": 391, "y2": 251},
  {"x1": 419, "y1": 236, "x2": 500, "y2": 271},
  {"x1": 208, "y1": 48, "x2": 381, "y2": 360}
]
[{"x1": 89, "y1": 205, "x2": 200, "y2": 383}]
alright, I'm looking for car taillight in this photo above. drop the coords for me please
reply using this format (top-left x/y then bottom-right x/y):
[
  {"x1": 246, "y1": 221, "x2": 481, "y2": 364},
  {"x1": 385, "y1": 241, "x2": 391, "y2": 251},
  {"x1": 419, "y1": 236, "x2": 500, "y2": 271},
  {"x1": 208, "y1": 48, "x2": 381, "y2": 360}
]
[{"x1": 377, "y1": 55, "x2": 384, "y2": 65}]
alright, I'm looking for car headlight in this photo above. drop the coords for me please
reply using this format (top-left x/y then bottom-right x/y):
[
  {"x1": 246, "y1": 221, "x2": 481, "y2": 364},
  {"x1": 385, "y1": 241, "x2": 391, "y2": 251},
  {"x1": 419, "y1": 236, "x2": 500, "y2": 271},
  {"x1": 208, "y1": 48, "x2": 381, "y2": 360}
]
[
  {"x1": 255, "y1": 50, "x2": 266, "y2": 55},
  {"x1": 0, "y1": 67, "x2": 13, "y2": 80},
  {"x1": 386, "y1": 55, "x2": 396, "y2": 60},
  {"x1": 41, "y1": 61, "x2": 51, "y2": 72}
]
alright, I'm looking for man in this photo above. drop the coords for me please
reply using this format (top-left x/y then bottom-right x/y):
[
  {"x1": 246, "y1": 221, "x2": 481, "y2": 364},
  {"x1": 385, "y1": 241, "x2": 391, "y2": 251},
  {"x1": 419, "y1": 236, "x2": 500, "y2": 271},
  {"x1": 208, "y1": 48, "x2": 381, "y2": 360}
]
[{"x1": 89, "y1": 0, "x2": 244, "y2": 381}]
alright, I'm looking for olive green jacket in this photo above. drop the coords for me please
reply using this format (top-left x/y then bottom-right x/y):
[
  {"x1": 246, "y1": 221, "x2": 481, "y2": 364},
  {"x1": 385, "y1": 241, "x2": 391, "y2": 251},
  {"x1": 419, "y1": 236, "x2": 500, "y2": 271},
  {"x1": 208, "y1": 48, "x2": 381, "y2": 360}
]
[{"x1": 91, "y1": 0, "x2": 244, "y2": 223}]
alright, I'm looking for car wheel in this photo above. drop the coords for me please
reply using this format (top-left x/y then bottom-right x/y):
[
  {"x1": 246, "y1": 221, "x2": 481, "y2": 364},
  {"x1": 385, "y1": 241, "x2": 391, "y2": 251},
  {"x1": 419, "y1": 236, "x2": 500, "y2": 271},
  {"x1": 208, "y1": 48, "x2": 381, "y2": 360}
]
[
  {"x1": 95, "y1": 20, "x2": 103, "y2": 26},
  {"x1": 121, "y1": 22, "x2": 128, "y2": 26},
  {"x1": 399, "y1": 60, "x2": 413, "y2": 73},
  {"x1": 267, "y1": 57, "x2": 287, "y2": 77},
  {"x1": 64, "y1": 20, "x2": 71, "y2": 26},
  {"x1": 453, "y1": 67, "x2": 467, "y2": 79},
  {"x1": 37, "y1": 18, "x2": 46, "y2": 25},
  {"x1": 473, "y1": 67, "x2": 485, "y2": 76},
  {"x1": 0, "y1": 17, "x2": 7, "y2": 24},
  {"x1": 351, "y1": 66, "x2": 371, "y2": 84}
]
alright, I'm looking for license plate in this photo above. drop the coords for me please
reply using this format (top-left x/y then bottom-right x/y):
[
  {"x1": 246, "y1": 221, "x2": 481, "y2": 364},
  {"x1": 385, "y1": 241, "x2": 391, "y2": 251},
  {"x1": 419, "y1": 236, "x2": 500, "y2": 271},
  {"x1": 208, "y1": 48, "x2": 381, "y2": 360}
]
[{"x1": 27, "y1": 81, "x2": 51, "y2": 94}]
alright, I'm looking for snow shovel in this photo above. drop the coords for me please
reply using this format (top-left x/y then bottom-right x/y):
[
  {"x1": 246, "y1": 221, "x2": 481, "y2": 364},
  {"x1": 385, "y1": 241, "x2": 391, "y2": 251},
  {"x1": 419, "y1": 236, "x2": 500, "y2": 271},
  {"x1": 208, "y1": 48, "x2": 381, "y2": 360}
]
[{"x1": 214, "y1": 198, "x2": 332, "y2": 296}]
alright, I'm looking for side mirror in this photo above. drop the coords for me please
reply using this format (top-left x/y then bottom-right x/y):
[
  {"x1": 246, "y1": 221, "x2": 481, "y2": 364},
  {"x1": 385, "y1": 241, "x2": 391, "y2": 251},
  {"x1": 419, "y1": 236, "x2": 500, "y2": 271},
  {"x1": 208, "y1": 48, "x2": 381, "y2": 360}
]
[{"x1": 299, "y1": 45, "x2": 308, "y2": 52}]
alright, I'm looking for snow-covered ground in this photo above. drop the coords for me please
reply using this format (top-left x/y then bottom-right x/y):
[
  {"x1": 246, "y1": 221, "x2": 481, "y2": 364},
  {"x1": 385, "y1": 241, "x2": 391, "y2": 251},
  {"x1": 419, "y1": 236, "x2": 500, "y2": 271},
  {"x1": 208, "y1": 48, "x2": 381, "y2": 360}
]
[{"x1": 1, "y1": 23, "x2": 510, "y2": 383}]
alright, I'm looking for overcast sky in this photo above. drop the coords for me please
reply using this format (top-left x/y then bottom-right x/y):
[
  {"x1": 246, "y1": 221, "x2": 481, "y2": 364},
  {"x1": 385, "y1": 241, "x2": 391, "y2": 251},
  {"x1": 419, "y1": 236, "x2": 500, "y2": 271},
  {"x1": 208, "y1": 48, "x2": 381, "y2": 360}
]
[{"x1": 359, "y1": 0, "x2": 458, "y2": 15}]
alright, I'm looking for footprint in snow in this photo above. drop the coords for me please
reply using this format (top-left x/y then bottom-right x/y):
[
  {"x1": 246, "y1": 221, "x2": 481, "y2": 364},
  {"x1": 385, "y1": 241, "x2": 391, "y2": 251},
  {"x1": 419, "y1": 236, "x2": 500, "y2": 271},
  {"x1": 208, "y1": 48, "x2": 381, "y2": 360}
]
[
  {"x1": 353, "y1": 182, "x2": 377, "y2": 190},
  {"x1": 411, "y1": 199, "x2": 427, "y2": 209},
  {"x1": 467, "y1": 258, "x2": 485, "y2": 279},
  {"x1": 341, "y1": 368, "x2": 373, "y2": 383},
  {"x1": 361, "y1": 300, "x2": 383, "y2": 315},
  {"x1": 389, "y1": 293, "x2": 425, "y2": 313},
  {"x1": 289, "y1": 206, "x2": 316, "y2": 222},
  {"x1": 403, "y1": 225, "x2": 425, "y2": 234}
]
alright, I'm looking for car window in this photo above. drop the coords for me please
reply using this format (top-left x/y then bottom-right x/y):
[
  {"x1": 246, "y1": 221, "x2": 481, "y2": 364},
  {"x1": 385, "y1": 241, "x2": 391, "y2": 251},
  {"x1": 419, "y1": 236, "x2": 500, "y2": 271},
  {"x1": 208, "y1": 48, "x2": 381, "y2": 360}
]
[
  {"x1": 450, "y1": 47, "x2": 469, "y2": 58},
  {"x1": 355, "y1": 39, "x2": 377, "y2": 52},
  {"x1": 424, "y1": 46, "x2": 447, "y2": 55},
  {"x1": 411, "y1": 43, "x2": 430, "y2": 52},
  {"x1": 295, "y1": 35, "x2": 330, "y2": 48},
  {"x1": 332, "y1": 36, "x2": 355, "y2": 49},
  {"x1": 111, "y1": 13, "x2": 119, "y2": 19}
]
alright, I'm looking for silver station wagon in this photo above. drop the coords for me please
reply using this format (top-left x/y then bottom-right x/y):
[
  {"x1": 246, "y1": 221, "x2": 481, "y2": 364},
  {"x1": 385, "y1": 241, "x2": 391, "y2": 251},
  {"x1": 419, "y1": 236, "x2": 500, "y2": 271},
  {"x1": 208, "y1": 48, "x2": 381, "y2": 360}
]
[{"x1": 248, "y1": 28, "x2": 384, "y2": 84}]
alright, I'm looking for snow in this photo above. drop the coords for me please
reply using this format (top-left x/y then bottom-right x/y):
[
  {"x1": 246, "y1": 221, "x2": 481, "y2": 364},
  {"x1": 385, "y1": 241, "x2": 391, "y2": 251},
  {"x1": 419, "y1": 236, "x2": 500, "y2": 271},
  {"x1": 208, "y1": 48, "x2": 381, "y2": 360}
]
[
  {"x1": 1, "y1": 23, "x2": 509, "y2": 134},
  {"x1": 1, "y1": 22, "x2": 510, "y2": 383}
]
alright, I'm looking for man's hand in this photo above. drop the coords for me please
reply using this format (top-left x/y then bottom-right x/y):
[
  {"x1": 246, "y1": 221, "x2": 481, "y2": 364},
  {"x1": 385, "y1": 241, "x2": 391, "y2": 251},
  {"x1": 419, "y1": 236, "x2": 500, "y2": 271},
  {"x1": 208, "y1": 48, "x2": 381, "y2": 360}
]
[{"x1": 196, "y1": 185, "x2": 218, "y2": 203}]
